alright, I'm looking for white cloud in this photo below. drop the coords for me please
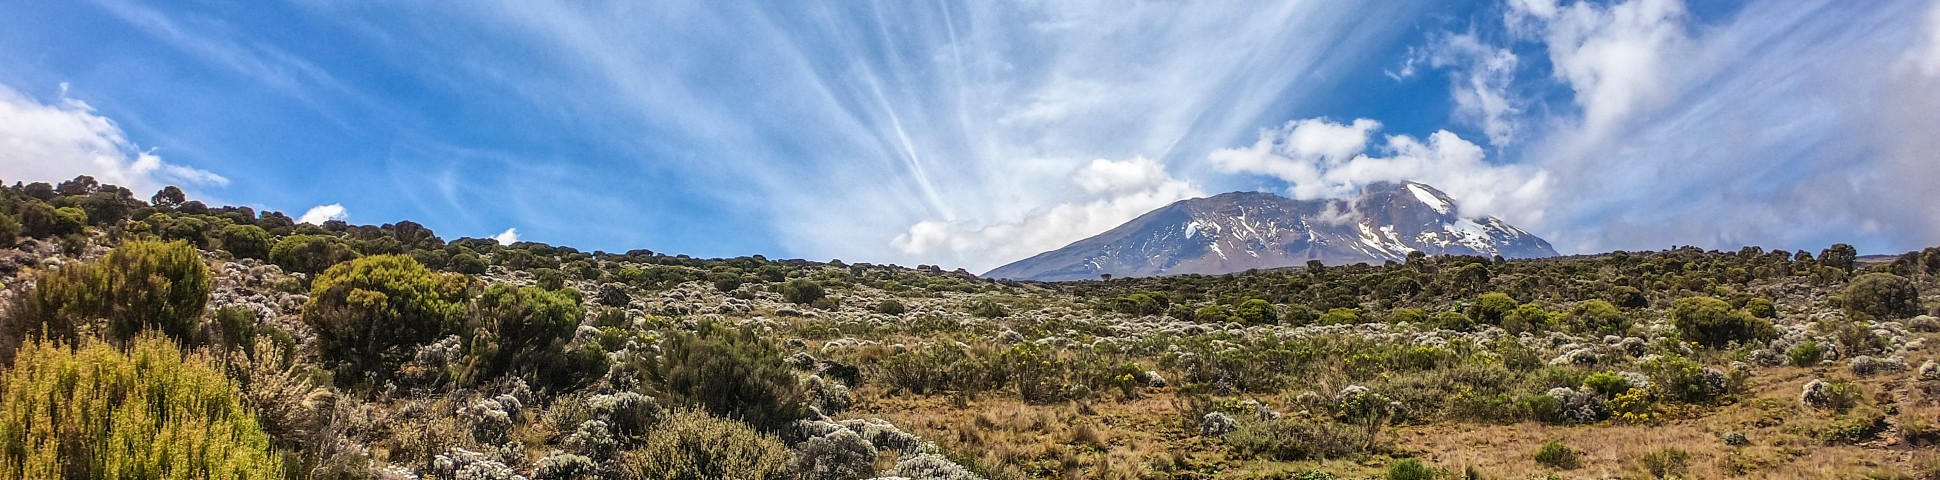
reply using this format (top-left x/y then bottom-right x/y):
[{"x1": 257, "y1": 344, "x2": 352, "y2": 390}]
[
  {"x1": 0, "y1": 83, "x2": 226, "y2": 195},
  {"x1": 1508, "y1": 0, "x2": 1688, "y2": 137},
  {"x1": 1420, "y1": 0, "x2": 1940, "y2": 254},
  {"x1": 893, "y1": 157, "x2": 1204, "y2": 272},
  {"x1": 297, "y1": 204, "x2": 348, "y2": 225},
  {"x1": 491, "y1": 227, "x2": 520, "y2": 246},
  {"x1": 1424, "y1": 33, "x2": 1524, "y2": 147},
  {"x1": 1209, "y1": 117, "x2": 1550, "y2": 222}
]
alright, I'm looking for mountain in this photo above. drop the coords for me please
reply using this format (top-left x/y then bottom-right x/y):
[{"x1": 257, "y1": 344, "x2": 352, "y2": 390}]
[{"x1": 983, "y1": 181, "x2": 1557, "y2": 281}]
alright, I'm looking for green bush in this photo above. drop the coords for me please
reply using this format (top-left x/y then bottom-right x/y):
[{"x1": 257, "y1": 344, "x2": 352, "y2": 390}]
[
  {"x1": 1236, "y1": 299, "x2": 1278, "y2": 324},
  {"x1": 1387, "y1": 459, "x2": 1434, "y2": 480},
  {"x1": 1669, "y1": 296, "x2": 1774, "y2": 348},
  {"x1": 778, "y1": 279, "x2": 827, "y2": 305},
  {"x1": 1583, "y1": 372, "x2": 1633, "y2": 399},
  {"x1": 99, "y1": 240, "x2": 212, "y2": 343},
  {"x1": 0, "y1": 334, "x2": 282, "y2": 479},
  {"x1": 1503, "y1": 303, "x2": 1556, "y2": 334},
  {"x1": 218, "y1": 224, "x2": 272, "y2": 260},
  {"x1": 464, "y1": 283, "x2": 588, "y2": 388},
  {"x1": 1788, "y1": 341, "x2": 1826, "y2": 367},
  {"x1": 1639, "y1": 447, "x2": 1690, "y2": 479},
  {"x1": 269, "y1": 234, "x2": 357, "y2": 275},
  {"x1": 1567, "y1": 300, "x2": 1628, "y2": 335},
  {"x1": 1466, "y1": 292, "x2": 1520, "y2": 325},
  {"x1": 19, "y1": 201, "x2": 86, "y2": 238},
  {"x1": 874, "y1": 299, "x2": 907, "y2": 315},
  {"x1": 624, "y1": 409, "x2": 791, "y2": 480},
  {"x1": 0, "y1": 213, "x2": 19, "y2": 246},
  {"x1": 1319, "y1": 307, "x2": 1362, "y2": 325},
  {"x1": 967, "y1": 298, "x2": 1008, "y2": 318},
  {"x1": 1745, "y1": 297, "x2": 1777, "y2": 318},
  {"x1": 1844, "y1": 273, "x2": 1921, "y2": 319},
  {"x1": 644, "y1": 321, "x2": 806, "y2": 432},
  {"x1": 1534, "y1": 441, "x2": 1580, "y2": 469},
  {"x1": 302, "y1": 255, "x2": 469, "y2": 386},
  {"x1": 3, "y1": 240, "x2": 210, "y2": 358},
  {"x1": 1222, "y1": 418, "x2": 1370, "y2": 461}
]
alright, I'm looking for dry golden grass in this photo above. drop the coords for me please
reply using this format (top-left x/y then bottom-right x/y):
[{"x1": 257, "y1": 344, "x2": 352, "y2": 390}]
[{"x1": 849, "y1": 337, "x2": 1940, "y2": 480}]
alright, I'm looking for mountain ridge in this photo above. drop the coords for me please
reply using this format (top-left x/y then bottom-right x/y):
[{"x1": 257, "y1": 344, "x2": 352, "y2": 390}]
[{"x1": 983, "y1": 182, "x2": 1557, "y2": 281}]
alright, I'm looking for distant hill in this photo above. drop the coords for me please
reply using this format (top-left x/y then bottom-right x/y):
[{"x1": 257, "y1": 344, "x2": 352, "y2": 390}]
[{"x1": 984, "y1": 181, "x2": 1557, "y2": 281}]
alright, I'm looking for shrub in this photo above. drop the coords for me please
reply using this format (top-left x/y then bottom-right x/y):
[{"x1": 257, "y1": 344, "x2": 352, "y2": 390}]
[
  {"x1": 218, "y1": 224, "x2": 272, "y2": 260},
  {"x1": 1801, "y1": 379, "x2": 1862, "y2": 412},
  {"x1": 1788, "y1": 341, "x2": 1826, "y2": 367},
  {"x1": 1669, "y1": 296, "x2": 1774, "y2": 348},
  {"x1": 98, "y1": 240, "x2": 213, "y2": 342},
  {"x1": 0, "y1": 334, "x2": 282, "y2": 479},
  {"x1": 1236, "y1": 299, "x2": 1278, "y2": 324},
  {"x1": 0, "y1": 213, "x2": 19, "y2": 246},
  {"x1": 1639, "y1": 448, "x2": 1690, "y2": 479},
  {"x1": 624, "y1": 409, "x2": 792, "y2": 480},
  {"x1": 874, "y1": 299, "x2": 907, "y2": 315},
  {"x1": 1534, "y1": 441, "x2": 1580, "y2": 469},
  {"x1": 1503, "y1": 303, "x2": 1556, "y2": 333},
  {"x1": 1435, "y1": 311, "x2": 1475, "y2": 331},
  {"x1": 1387, "y1": 459, "x2": 1434, "y2": 480},
  {"x1": 1319, "y1": 307, "x2": 1362, "y2": 325},
  {"x1": 464, "y1": 283, "x2": 588, "y2": 388},
  {"x1": 1466, "y1": 292, "x2": 1520, "y2": 325},
  {"x1": 1745, "y1": 297, "x2": 1777, "y2": 318},
  {"x1": 644, "y1": 321, "x2": 806, "y2": 432},
  {"x1": 1567, "y1": 300, "x2": 1629, "y2": 334},
  {"x1": 1644, "y1": 355, "x2": 1727, "y2": 403},
  {"x1": 1222, "y1": 418, "x2": 1370, "y2": 461},
  {"x1": 1583, "y1": 372, "x2": 1633, "y2": 399},
  {"x1": 303, "y1": 255, "x2": 469, "y2": 386},
  {"x1": 19, "y1": 201, "x2": 87, "y2": 238},
  {"x1": 779, "y1": 279, "x2": 827, "y2": 305},
  {"x1": 1845, "y1": 273, "x2": 1921, "y2": 319},
  {"x1": 269, "y1": 234, "x2": 357, "y2": 275},
  {"x1": 3, "y1": 240, "x2": 210, "y2": 357},
  {"x1": 967, "y1": 298, "x2": 1008, "y2": 318},
  {"x1": 794, "y1": 428, "x2": 877, "y2": 480}
]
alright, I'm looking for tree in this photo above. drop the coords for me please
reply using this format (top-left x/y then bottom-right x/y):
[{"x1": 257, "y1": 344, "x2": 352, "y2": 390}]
[
  {"x1": 1669, "y1": 297, "x2": 1774, "y2": 348},
  {"x1": 19, "y1": 201, "x2": 86, "y2": 238},
  {"x1": 0, "y1": 213, "x2": 18, "y2": 247},
  {"x1": 1845, "y1": 273, "x2": 1921, "y2": 319},
  {"x1": 3, "y1": 240, "x2": 210, "y2": 356},
  {"x1": 302, "y1": 255, "x2": 469, "y2": 386},
  {"x1": 151, "y1": 185, "x2": 187, "y2": 208}
]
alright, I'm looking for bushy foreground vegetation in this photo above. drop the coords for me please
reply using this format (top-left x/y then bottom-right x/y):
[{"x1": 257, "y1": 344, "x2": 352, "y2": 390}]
[{"x1": 4, "y1": 175, "x2": 1940, "y2": 479}]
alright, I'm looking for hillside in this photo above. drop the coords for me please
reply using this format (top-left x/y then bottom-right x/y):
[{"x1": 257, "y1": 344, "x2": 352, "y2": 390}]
[{"x1": 4, "y1": 176, "x2": 1940, "y2": 479}]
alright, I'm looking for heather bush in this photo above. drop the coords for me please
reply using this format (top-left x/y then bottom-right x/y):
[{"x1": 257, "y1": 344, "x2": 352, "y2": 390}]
[
  {"x1": 303, "y1": 255, "x2": 469, "y2": 386},
  {"x1": 1639, "y1": 448, "x2": 1690, "y2": 479},
  {"x1": 1788, "y1": 341, "x2": 1826, "y2": 367},
  {"x1": 1222, "y1": 417, "x2": 1369, "y2": 461},
  {"x1": 0, "y1": 334, "x2": 282, "y2": 479},
  {"x1": 3, "y1": 240, "x2": 210, "y2": 359},
  {"x1": 624, "y1": 409, "x2": 792, "y2": 480},
  {"x1": 270, "y1": 234, "x2": 357, "y2": 275},
  {"x1": 1387, "y1": 459, "x2": 1434, "y2": 480},
  {"x1": 643, "y1": 321, "x2": 806, "y2": 432},
  {"x1": 1534, "y1": 441, "x2": 1580, "y2": 469},
  {"x1": 219, "y1": 224, "x2": 273, "y2": 260},
  {"x1": 1669, "y1": 296, "x2": 1774, "y2": 348},
  {"x1": 463, "y1": 283, "x2": 588, "y2": 388},
  {"x1": 1845, "y1": 273, "x2": 1921, "y2": 319}
]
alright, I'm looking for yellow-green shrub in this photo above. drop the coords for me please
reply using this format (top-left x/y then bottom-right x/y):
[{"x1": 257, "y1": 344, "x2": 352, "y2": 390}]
[
  {"x1": 0, "y1": 334, "x2": 282, "y2": 479},
  {"x1": 624, "y1": 409, "x2": 791, "y2": 480},
  {"x1": 303, "y1": 254, "x2": 468, "y2": 386},
  {"x1": 3, "y1": 240, "x2": 210, "y2": 361}
]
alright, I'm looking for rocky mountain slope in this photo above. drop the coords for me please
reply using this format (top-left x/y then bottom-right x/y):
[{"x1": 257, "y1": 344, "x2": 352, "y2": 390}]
[{"x1": 985, "y1": 181, "x2": 1557, "y2": 281}]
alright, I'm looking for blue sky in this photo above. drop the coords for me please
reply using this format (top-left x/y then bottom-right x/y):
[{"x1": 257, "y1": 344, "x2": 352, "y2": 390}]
[{"x1": 3, "y1": 0, "x2": 1938, "y2": 272}]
